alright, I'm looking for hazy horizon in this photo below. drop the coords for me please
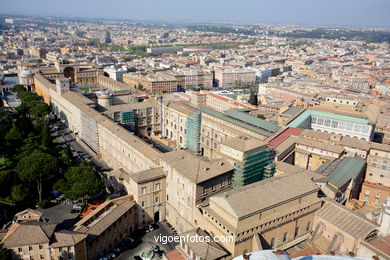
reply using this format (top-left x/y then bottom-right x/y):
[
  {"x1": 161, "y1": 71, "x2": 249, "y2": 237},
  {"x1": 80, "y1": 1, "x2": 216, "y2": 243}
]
[{"x1": 2, "y1": 0, "x2": 390, "y2": 28}]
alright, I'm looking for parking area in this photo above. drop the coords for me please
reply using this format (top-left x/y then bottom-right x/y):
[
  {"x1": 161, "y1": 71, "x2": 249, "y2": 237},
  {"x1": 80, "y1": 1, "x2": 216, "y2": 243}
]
[
  {"x1": 37, "y1": 202, "x2": 80, "y2": 230},
  {"x1": 115, "y1": 221, "x2": 178, "y2": 260}
]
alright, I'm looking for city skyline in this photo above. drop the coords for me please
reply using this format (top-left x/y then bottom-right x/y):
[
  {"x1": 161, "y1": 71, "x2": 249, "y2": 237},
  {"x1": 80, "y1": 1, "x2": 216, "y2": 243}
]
[{"x1": 2, "y1": 0, "x2": 390, "y2": 28}]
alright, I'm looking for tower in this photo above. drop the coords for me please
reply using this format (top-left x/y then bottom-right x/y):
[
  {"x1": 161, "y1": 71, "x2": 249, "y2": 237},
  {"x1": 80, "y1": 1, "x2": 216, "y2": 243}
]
[{"x1": 56, "y1": 78, "x2": 71, "y2": 95}]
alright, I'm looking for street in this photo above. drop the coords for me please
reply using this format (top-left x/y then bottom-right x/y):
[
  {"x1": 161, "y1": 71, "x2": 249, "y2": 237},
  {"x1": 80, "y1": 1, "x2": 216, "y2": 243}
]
[{"x1": 116, "y1": 221, "x2": 178, "y2": 260}]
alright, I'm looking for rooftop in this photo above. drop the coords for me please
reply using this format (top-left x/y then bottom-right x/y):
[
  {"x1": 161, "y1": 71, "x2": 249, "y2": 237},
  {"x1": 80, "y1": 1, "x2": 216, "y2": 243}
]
[
  {"x1": 210, "y1": 173, "x2": 319, "y2": 219},
  {"x1": 315, "y1": 157, "x2": 366, "y2": 188}
]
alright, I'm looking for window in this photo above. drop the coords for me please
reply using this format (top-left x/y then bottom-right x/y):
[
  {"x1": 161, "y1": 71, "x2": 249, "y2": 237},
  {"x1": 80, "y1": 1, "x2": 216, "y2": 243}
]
[
  {"x1": 331, "y1": 120, "x2": 338, "y2": 128},
  {"x1": 18, "y1": 248, "x2": 22, "y2": 253},
  {"x1": 141, "y1": 201, "x2": 146, "y2": 208},
  {"x1": 212, "y1": 185, "x2": 216, "y2": 192},
  {"x1": 155, "y1": 183, "x2": 160, "y2": 191},
  {"x1": 346, "y1": 123, "x2": 353, "y2": 131},
  {"x1": 338, "y1": 121, "x2": 346, "y2": 129},
  {"x1": 311, "y1": 116, "x2": 317, "y2": 124},
  {"x1": 203, "y1": 187, "x2": 207, "y2": 195},
  {"x1": 166, "y1": 195, "x2": 169, "y2": 201},
  {"x1": 155, "y1": 197, "x2": 160, "y2": 203},
  {"x1": 29, "y1": 246, "x2": 33, "y2": 252},
  {"x1": 306, "y1": 221, "x2": 311, "y2": 232},
  {"x1": 141, "y1": 187, "x2": 146, "y2": 195},
  {"x1": 270, "y1": 237, "x2": 275, "y2": 248},
  {"x1": 295, "y1": 227, "x2": 300, "y2": 237},
  {"x1": 39, "y1": 245, "x2": 43, "y2": 250},
  {"x1": 354, "y1": 125, "x2": 361, "y2": 133},
  {"x1": 283, "y1": 232, "x2": 288, "y2": 242},
  {"x1": 324, "y1": 119, "x2": 331, "y2": 127},
  {"x1": 317, "y1": 118, "x2": 324, "y2": 125}
]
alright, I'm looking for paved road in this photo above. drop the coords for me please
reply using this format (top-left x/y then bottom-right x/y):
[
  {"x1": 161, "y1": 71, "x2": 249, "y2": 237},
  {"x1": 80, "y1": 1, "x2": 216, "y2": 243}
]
[{"x1": 116, "y1": 221, "x2": 178, "y2": 260}]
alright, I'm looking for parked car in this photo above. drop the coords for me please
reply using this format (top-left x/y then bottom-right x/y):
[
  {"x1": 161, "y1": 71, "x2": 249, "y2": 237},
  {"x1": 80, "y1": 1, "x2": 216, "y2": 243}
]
[{"x1": 73, "y1": 204, "x2": 83, "y2": 210}]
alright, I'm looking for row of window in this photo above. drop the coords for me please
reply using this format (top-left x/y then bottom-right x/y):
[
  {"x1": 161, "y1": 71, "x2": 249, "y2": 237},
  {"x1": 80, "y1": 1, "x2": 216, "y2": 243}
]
[
  {"x1": 141, "y1": 183, "x2": 161, "y2": 195},
  {"x1": 311, "y1": 116, "x2": 370, "y2": 134}
]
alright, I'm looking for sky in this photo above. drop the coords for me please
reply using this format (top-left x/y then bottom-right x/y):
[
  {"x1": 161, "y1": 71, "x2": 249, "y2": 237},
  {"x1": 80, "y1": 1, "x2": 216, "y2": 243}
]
[{"x1": 2, "y1": 0, "x2": 390, "y2": 28}]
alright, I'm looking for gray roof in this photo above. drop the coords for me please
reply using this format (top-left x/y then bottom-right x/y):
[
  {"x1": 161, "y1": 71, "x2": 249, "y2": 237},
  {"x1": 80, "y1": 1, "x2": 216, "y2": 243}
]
[
  {"x1": 50, "y1": 230, "x2": 87, "y2": 248},
  {"x1": 315, "y1": 157, "x2": 366, "y2": 188},
  {"x1": 129, "y1": 167, "x2": 165, "y2": 184},
  {"x1": 160, "y1": 150, "x2": 234, "y2": 184},
  {"x1": 200, "y1": 108, "x2": 277, "y2": 137},
  {"x1": 1, "y1": 221, "x2": 56, "y2": 247},
  {"x1": 224, "y1": 110, "x2": 280, "y2": 133},
  {"x1": 220, "y1": 136, "x2": 268, "y2": 153},
  {"x1": 315, "y1": 199, "x2": 379, "y2": 240},
  {"x1": 210, "y1": 173, "x2": 319, "y2": 219}
]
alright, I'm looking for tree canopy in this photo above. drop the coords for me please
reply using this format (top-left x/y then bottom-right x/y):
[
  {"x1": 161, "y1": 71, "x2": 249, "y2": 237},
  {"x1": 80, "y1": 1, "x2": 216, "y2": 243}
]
[
  {"x1": 248, "y1": 90, "x2": 259, "y2": 106},
  {"x1": 54, "y1": 162, "x2": 104, "y2": 200},
  {"x1": 16, "y1": 150, "x2": 58, "y2": 201}
]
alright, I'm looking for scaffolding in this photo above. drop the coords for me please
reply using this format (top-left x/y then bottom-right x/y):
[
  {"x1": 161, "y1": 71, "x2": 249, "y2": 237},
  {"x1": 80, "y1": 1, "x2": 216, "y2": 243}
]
[
  {"x1": 231, "y1": 147, "x2": 276, "y2": 189},
  {"x1": 120, "y1": 110, "x2": 135, "y2": 132},
  {"x1": 186, "y1": 111, "x2": 201, "y2": 152}
]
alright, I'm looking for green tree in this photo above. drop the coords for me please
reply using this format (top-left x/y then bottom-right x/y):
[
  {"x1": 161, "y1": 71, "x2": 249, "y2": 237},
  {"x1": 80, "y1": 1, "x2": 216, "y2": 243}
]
[
  {"x1": 17, "y1": 133, "x2": 42, "y2": 160},
  {"x1": 257, "y1": 114, "x2": 266, "y2": 120},
  {"x1": 16, "y1": 151, "x2": 57, "y2": 201},
  {"x1": 17, "y1": 91, "x2": 39, "y2": 104},
  {"x1": 10, "y1": 184, "x2": 29, "y2": 203},
  {"x1": 12, "y1": 84, "x2": 26, "y2": 94},
  {"x1": 30, "y1": 101, "x2": 50, "y2": 119},
  {"x1": 0, "y1": 248, "x2": 12, "y2": 260},
  {"x1": 5, "y1": 123, "x2": 24, "y2": 156},
  {"x1": 248, "y1": 90, "x2": 259, "y2": 106},
  {"x1": 54, "y1": 162, "x2": 104, "y2": 200}
]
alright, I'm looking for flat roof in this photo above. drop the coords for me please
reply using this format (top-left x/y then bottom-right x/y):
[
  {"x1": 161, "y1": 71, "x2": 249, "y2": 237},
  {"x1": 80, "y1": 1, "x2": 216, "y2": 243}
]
[
  {"x1": 288, "y1": 110, "x2": 370, "y2": 128},
  {"x1": 200, "y1": 108, "x2": 277, "y2": 137}
]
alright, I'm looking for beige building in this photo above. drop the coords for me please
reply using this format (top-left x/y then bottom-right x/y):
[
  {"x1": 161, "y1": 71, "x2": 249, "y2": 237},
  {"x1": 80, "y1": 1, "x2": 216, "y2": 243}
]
[
  {"x1": 214, "y1": 69, "x2": 256, "y2": 87},
  {"x1": 360, "y1": 143, "x2": 390, "y2": 206},
  {"x1": 160, "y1": 150, "x2": 234, "y2": 233},
  {"x1": 200, "y1": 108, "x2": 279, "y2": 159},
  {"x1": 124, "y1": 167, "x2": 166, "y2": 225},
  {"x1": 201, "y1": 173, "x2": 322, "y2": 257},
  {"x1": 123, "y1": 72, "x2": 177, "y2": 94},
  {"x1": 1, "y1": 221, "x2": 87, "y2": 260},
  {"x1": 162, "y1": 101, "x2": 197, "y2": 148},
  {"x1": 73, "y1": 196, "x2": 137, "y2": 260},
  {"x1": 310, "y1": 199, "x2": 379, "y2": 255}
]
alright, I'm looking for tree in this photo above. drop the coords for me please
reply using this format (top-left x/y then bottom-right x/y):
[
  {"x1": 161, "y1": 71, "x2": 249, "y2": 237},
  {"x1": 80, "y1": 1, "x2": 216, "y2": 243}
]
[
  {"x1": 137, "y1": 83, "x2": 144, "y2": 90},
  {"x1": 16, "y1": 150, "x2": 57, "y2": 201},
  {"x1": 12, "y1": 84, "x2": 26, "y2": 94},
  {"x1": 0, "y1": 248, "x2": 12, "y2": 260},
  {"x1": 17, "y1": 133, "x2": 42, "y2": 160},
  {"x1": 54, "y1": 162, "x2": 104, "y2": 200},
  {"x1": 30, "y1": 101, "x2": 50, "y2": 119},
  {"x1": 10, "y1": 184, "x2": 29, "y2": 203},
  {"x1": 257, "y1": 114, "x2": 266, "y2": 120},
  {"x1": 5, "y1": 123, "x2": 24, "y2": 156},
  {"x1": 248, "y1": 90, "x2": 259, "y2": 106}
]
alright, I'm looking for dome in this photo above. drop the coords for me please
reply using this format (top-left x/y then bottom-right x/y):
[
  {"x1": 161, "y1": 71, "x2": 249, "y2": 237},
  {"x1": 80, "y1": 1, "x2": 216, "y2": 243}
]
[{"x1": 19, "y1": 70, "x2": 34, "y2": 77}]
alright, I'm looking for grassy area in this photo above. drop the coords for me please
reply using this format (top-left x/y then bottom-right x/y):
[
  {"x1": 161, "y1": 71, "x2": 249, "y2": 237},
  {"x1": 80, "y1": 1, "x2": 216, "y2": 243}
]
[{"x1": 79, "y1": 87, "x2": 91, "y2": 92}]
